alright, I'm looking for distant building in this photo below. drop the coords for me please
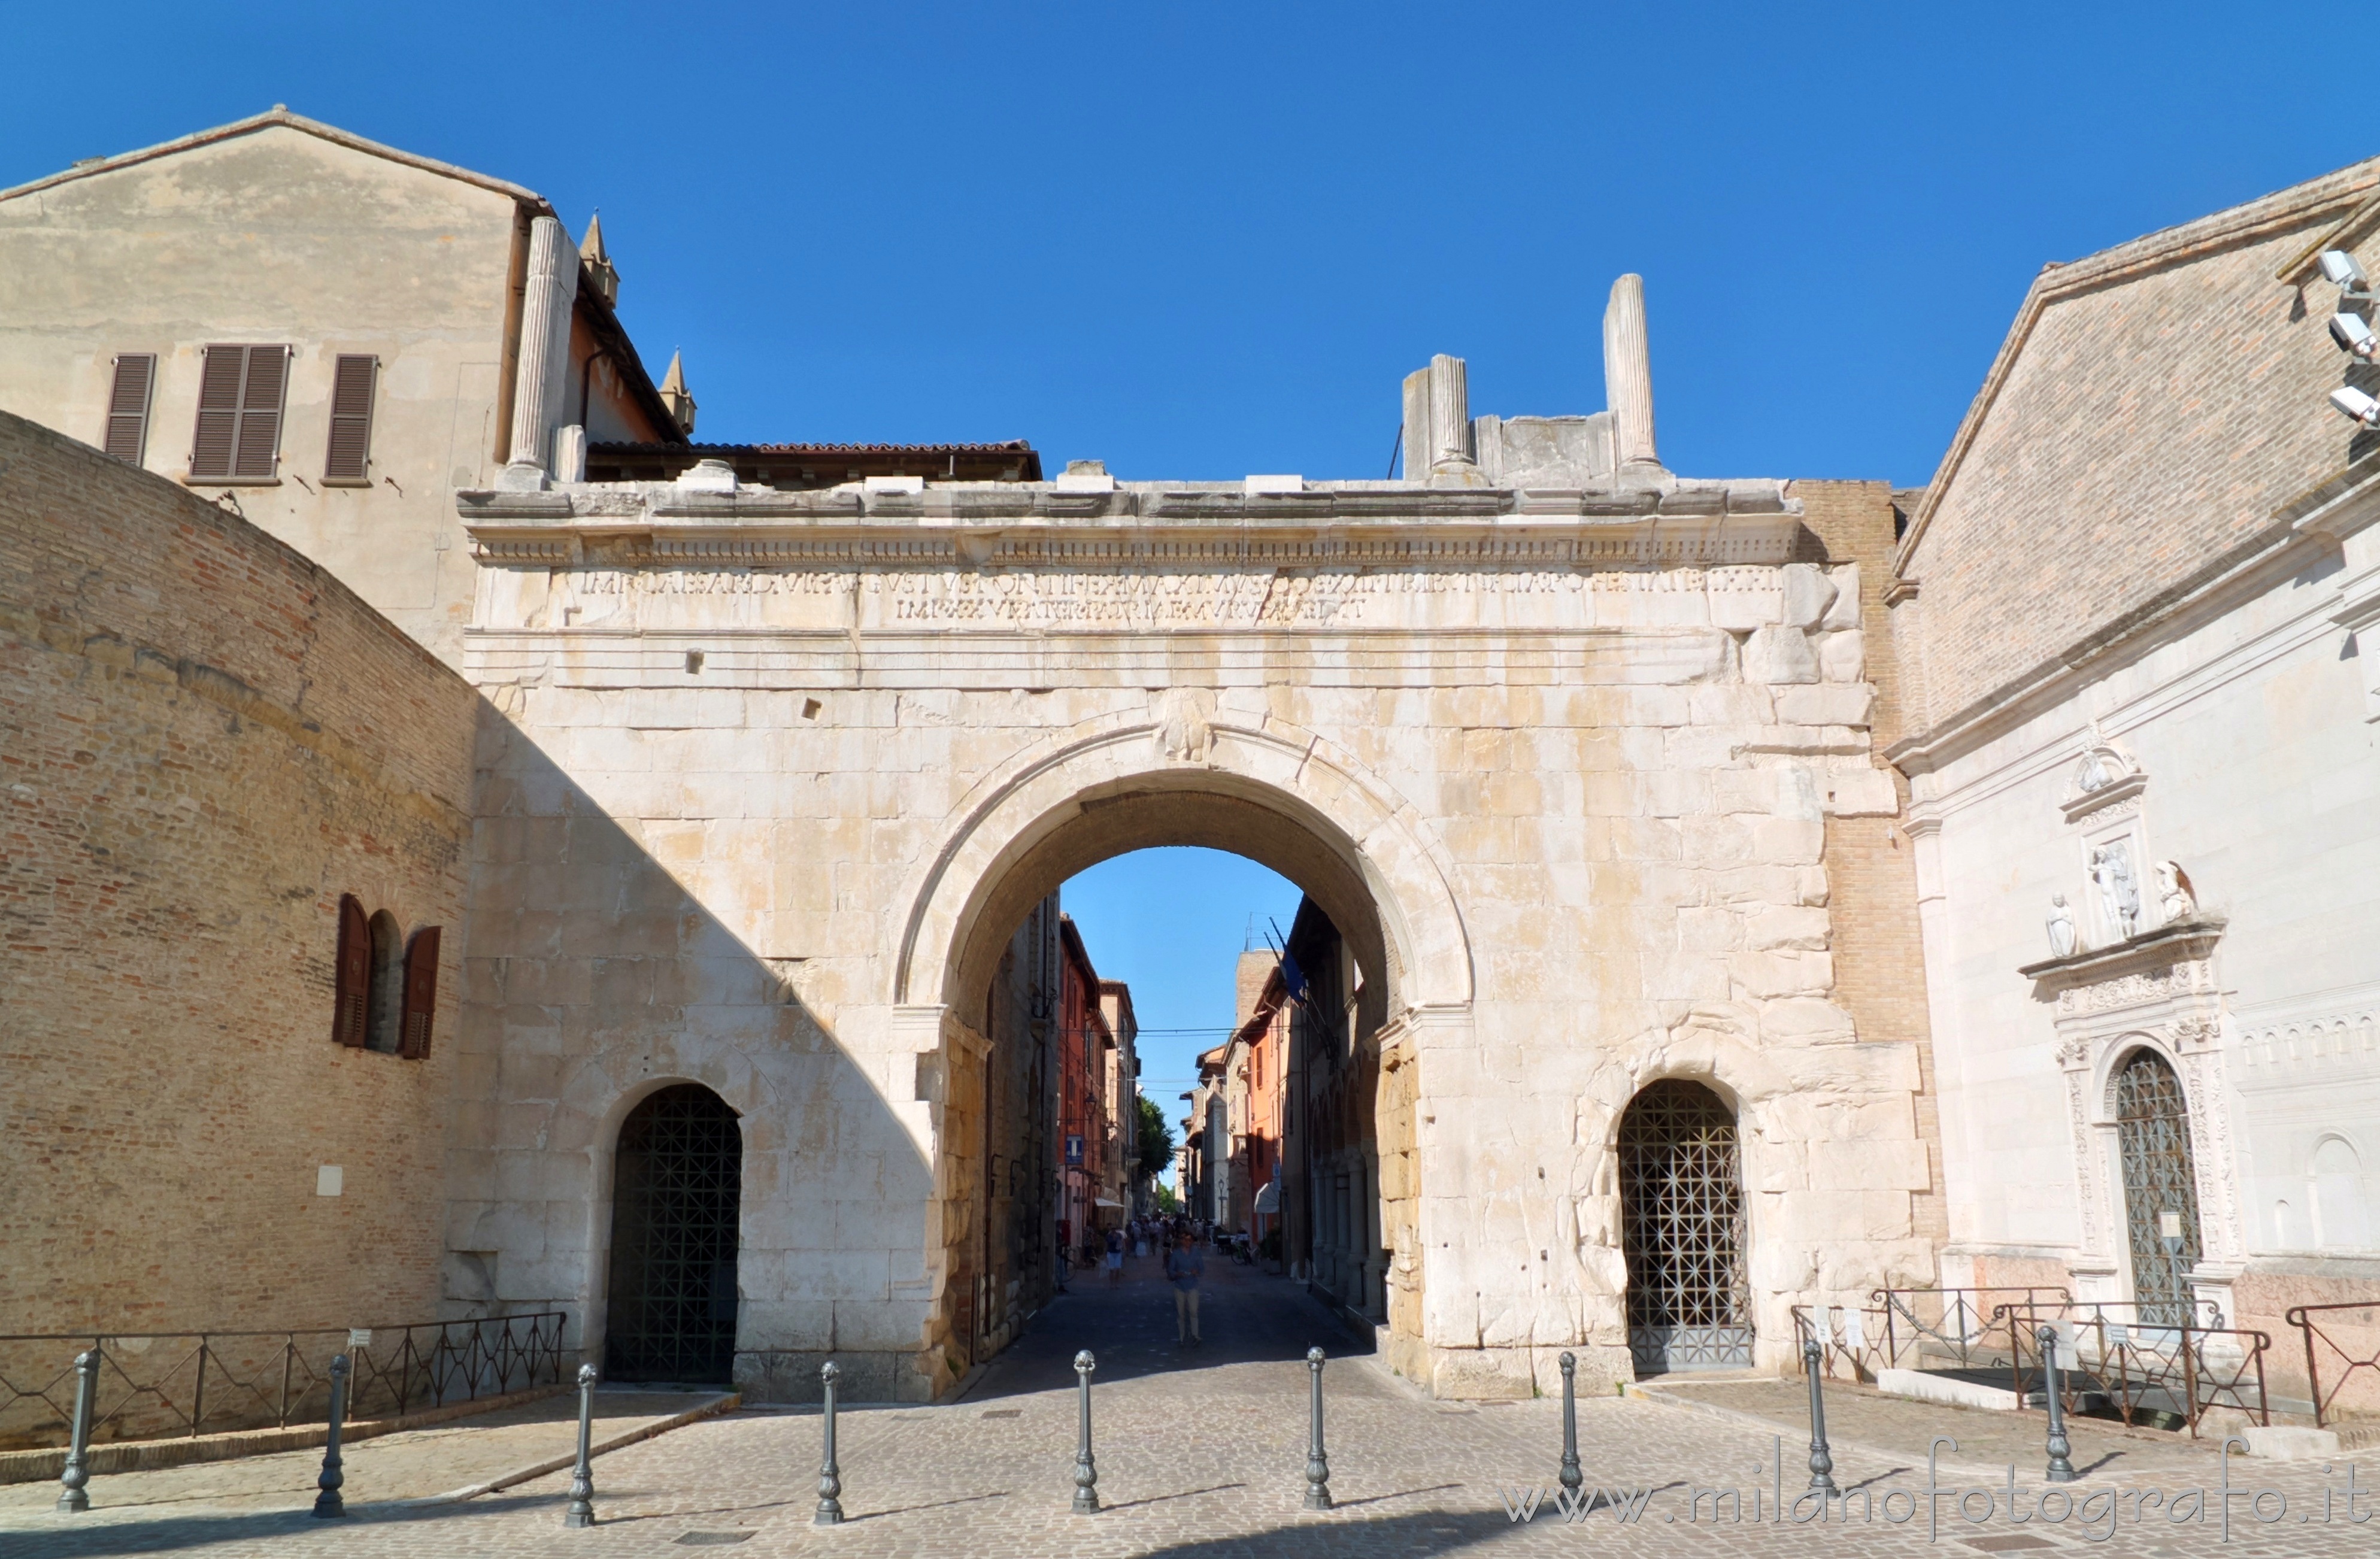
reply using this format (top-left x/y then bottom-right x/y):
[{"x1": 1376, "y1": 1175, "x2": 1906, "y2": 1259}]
[{"x1": 1097, "y1": 979, "x2": 1145, "y2": 1215}]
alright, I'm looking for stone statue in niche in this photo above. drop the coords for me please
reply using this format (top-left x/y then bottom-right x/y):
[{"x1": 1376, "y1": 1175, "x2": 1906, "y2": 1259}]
[
  {"x1": 2157, "y1": 860, "x2": 2197, "y2": 925},
  {"x1": 2046, "y1": 894, "x2": 2078, "y2": 957},
  {"x1": 2076, "y1": 748, "x2": 2114, "y2": 793},
  {"x1": 2089, "y1": 841, "x2": 2141, "y2": 939}
]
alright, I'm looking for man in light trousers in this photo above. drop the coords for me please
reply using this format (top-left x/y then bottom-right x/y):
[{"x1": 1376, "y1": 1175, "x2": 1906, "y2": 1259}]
[{"x1": 1166, "y1": 1227, "x2": 1205, "y2": 1346}]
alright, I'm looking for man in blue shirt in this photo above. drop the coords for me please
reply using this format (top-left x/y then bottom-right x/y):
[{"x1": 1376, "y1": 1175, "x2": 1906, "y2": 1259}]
[{"x1": 1165, "y1": 1227, "x2": 1205, "y2": 1345}]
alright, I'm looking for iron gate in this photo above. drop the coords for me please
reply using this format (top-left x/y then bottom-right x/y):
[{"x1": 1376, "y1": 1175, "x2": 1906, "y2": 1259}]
[
  {"x1": 2114, "y1": 1050, "x2": 2203, "y2": 1327},
  {"x1": 1619, "y1": 1079, "x2": 1754, "y2": 1372},
  {"x1": 605, "y1": 1085, "x2": 743, "y2": 1384}
]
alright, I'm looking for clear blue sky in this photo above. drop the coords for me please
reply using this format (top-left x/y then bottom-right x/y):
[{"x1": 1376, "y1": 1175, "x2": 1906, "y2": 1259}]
[
  {"x1": 0, "y1": 2, "x2": 2349, "y2": 487},
  {"x1": 4, "y1": 5, "x2": 2349, "y2": 1157}
]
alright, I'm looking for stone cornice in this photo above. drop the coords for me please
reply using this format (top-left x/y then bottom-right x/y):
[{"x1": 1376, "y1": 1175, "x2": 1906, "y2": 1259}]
[
  {"x1": 457, "y1": 481, "x2": 1804, "y2": 570},
  {"x1": 2018, "y1": 917, "x2": 2226, "y2": 990}
]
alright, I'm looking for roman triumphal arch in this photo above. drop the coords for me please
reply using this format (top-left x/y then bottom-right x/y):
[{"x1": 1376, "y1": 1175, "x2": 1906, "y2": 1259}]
[{"x1": 450, "y1": 459, "x2": 1936, "y2": 1402}]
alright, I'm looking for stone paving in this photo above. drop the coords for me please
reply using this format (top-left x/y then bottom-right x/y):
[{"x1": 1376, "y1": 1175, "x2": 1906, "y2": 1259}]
[
  {"x1": 0, "y1": 1389, "x2": 723, "y2": 1519},
  {"x1": 2, "y1": 1256, "x2": 2373, "y2": 1557},
  {"x1": 1644, "y1": 1376, "x2": 2266, "y2": 1485}
]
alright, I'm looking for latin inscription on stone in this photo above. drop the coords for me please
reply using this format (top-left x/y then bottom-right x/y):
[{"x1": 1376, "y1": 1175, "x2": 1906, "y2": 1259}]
[{"x1": 513, "y1": 564, "x2": 1780, "y2": 635}]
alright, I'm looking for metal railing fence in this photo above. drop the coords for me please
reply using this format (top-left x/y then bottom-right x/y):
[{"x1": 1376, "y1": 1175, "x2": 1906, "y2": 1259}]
[
  {"x1": 1996, "y1": 1300, "x2": 2268, "y2": 1437},
  {"x1": 0, "y1": 1312, "x2": 568, "y2": 1452},
  {"x1": 2286, "y1": 1300, "x2": 2380, "y2": 1428}
]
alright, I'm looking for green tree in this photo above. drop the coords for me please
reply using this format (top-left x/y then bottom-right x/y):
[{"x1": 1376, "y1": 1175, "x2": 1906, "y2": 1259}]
[{"x1": 1135, "y1": 1094, "x2": 1175, "y2": 1180}]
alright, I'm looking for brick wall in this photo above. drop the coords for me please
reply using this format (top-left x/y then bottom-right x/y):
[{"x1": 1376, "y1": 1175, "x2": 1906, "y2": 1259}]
[
  {"x1": 0, "y1": 410, "x2": 478, "y2": 1334},
  {"x1": 1900, "y1": 160, "x2": 2380, "y2": 733},
  {"x1": 1796, "y1": 480, "x2": 1947, "y2": 1251}
]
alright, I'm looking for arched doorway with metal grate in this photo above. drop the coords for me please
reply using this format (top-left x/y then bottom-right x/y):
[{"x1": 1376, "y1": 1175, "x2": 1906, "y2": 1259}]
[
  {"x1": 2112, "y1": 1048, "x2": 2203, "y2": 1326},
  {"x1": 604, "y1": 1084, "x2": 744, "y2": 1384},
  {"x1": 1618, "y1": 1079, "x2": 1753, "y2": 1374}
]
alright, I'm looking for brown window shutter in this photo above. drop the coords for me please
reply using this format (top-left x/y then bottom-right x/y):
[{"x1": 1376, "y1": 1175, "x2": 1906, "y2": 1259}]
[
  {"x1": 191, "y1": 345, "x2": 244, "y2": 478},
  {"x1": 323, "y1": 354, "x2": 377, "y2": 481},
  {"x1": 234, "y1": 345, "x2": 289, "y2": 479},
  {"x1": 104, "y1": 354, "x2": 156, "y2": 465},
  {"x1": 334, "y1": 894, "x2": 371, "y2": 1047},
  {"x1": 399, "y1": 925, "x2": 441, "y2": 1060}
]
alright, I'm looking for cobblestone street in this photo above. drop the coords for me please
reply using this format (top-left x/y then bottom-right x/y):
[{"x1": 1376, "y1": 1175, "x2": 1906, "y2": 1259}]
[{"x1": 4, "y1": 1257, "x2": 2376, "y2": 1558}]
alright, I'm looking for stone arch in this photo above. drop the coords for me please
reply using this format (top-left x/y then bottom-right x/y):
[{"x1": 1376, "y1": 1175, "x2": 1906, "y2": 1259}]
[
  {"x1": 2094, "y1": 1033, "x2": 2179, "y2": 1121},
  {"x1": 893, "y1": 709, "x2": 1473, "y2": 1029}
]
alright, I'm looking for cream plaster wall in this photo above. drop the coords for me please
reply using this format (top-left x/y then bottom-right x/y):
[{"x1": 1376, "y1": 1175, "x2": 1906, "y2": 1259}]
[
  {"x1": 1908, "y1": 495, "x2": 2380, "y2": 1312},
  {"x1": 0, "y1": 122, "x2": 523, "y2": 666}
]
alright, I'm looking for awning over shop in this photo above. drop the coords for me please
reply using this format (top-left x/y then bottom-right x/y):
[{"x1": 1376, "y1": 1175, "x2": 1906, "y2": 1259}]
[{"x1": 1253, "y1": 1180, "x2": 1280, "y2": 1214}]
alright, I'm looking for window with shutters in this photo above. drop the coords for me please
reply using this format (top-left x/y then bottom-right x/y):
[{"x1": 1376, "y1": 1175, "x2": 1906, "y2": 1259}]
[
  {"x1": 365, "y1": 909, "x2": 405, "y2": 1053},
  {"x1": 335, "y1": 899, "x2": 437, "y2": 1060},
  {"x1": 323, "y1": 354, "x2": 378, "y2": 484},
  {"x1": 399, "y1": 925, "x2": 441, "y2": 1060},
  {"x1": 103, "y1": 354, "x2": 156, "y2": 466},
  {"x1": 333, "y1": 894, "x2": 371, "y2": 1048},
  {"x1": 189, "y1": 344, "x2": 290, "y2": 481}
]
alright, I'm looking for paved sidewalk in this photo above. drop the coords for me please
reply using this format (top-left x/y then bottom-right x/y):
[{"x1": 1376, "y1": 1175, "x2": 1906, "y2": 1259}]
[
  {"x1": 1644, "y1": 1375, "x2": 2270, "y2": 1484},
  {"x1": 0, "y1": 1388, "x2": 724, "y2": 1521},
  {"x1": 2, "y1": 1254, "x2": 2372, "y2": 1557}
]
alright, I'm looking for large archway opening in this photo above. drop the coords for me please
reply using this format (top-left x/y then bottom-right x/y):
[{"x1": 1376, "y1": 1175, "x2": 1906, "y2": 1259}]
[
  {"x1": 919, "y1": 762, "x2": 1439, "y2": 1378},
  {"x1": 604, "y1": 1084, "x2": 744, "y2": 1384}
]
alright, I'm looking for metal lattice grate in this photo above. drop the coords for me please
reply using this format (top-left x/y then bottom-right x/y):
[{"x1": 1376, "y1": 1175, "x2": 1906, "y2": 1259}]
[
  {"x1": 1619, "y1": 1080, "x2": 1753, "y2": 1373},
  {"x1": 2114, "y1": 1050, "x2": 2203, "y2": 1327},
  {"x1": 605, "y1": 1085, "x2": 743, "y2": 1384}
]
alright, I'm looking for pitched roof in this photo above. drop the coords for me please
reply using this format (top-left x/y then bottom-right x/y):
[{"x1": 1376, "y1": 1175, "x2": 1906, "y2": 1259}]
[
  {"x1": 1894, "y1": 151, "x2": 2380, "y2": 575},
  {"x1": 0, "y1": 105, "x2": 551, "y2": 211}
]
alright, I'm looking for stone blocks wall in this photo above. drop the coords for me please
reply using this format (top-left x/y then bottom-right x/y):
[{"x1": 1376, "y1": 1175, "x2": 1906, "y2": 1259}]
[
  {"x1": 0, "y1": 410, "x2": 476, "y2": 1334},
  {"x1": 456, "y1": 483, "x2": 1939, "y2": 1399}
]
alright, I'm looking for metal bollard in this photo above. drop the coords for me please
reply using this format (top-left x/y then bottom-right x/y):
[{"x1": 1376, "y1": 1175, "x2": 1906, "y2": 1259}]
[
  {"x1": 1303, "y1": 1346, "x2": 1333, "y2": 1511},
  {"x1": 313, "y1": 1354, "x2": 350, "y2": 1518},
  {"x1": 1071, "y1": 1351, "x2": 1100, "y2": 1513},
  {"x1": 562, "y1": 1363, "x2": 598, "y2": 1528},
  {"x1": 814, "y1": 1360, "x2": 844, "y2": 1525},
  {"x1": 1557, "y1": 1351, "x2": 1583, "y2": 1506},
  {"x1": 55, "y1": 1348, "x2": 99, "y2": 1513},
  {"x1": 1802, "y1": 1339, "x2": 1838, "y2": 1497},
  {"x1": 2039, "y1": 1325, "x2": 2077, "y2": 1484}
]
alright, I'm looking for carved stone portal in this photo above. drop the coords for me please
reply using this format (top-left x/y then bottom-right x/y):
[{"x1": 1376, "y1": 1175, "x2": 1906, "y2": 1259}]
[{"x1": 2023, "y1": 918, "x2": 2243, "y2": 1319}]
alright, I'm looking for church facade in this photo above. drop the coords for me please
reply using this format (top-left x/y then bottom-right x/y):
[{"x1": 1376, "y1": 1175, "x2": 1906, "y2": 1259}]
[{"x1": 1888, "y1": 157, "x2": 2380, "y2": 1415}]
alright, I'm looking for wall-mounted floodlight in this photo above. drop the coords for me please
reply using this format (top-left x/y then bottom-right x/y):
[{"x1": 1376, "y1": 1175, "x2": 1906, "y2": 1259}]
[
  {"x1": 2333, "y1": 312, "x2": 2380, "y2": 360},
  {"x1": 2330, "y1": 384, "x2": 2380, "y2": 427},
  {"x1": 2323, "y1": 250, "x2": 2372, "y2": 293}
]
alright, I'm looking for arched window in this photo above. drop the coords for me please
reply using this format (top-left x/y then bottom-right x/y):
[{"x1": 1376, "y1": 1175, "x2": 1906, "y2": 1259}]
[
  {"x1": 2311, "y1": 1137, "x2": 2369, "y2": 1251},
  {"x1": 366, "y1": 911, "x2": 405, "y2": 1053}
]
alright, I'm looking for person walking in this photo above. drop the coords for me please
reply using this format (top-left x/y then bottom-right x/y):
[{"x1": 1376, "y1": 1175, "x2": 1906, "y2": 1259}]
[
  {"x1": 1105, "y1": 1224, "x2": 1125, "y2": 1285},
  {"x1": 1166, "y1": 1227, "x2": 1205, "y2": 1346}
]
